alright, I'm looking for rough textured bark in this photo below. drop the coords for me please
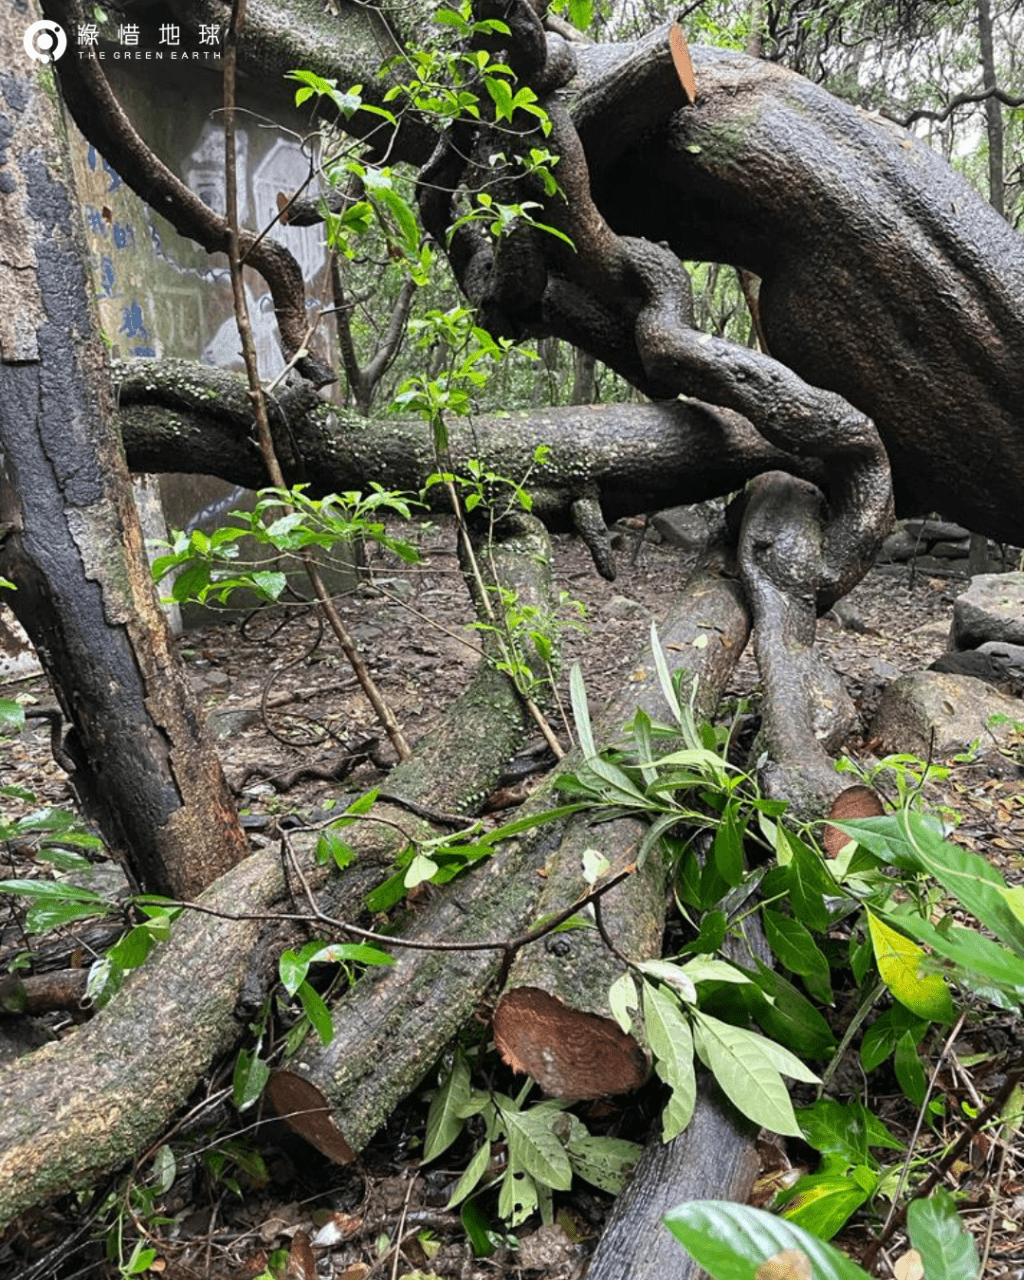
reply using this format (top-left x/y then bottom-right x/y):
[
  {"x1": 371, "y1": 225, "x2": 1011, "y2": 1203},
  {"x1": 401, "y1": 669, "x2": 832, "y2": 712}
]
[
  {"x1": 111, "y1": 359, "x2": 822, "y2": 569},
  {"x1": 492, "y1": 536, "x2": 751, "y2": 1099},
  {"x1": 738, "y1": 473, "x2": 858, "y2": 815},
  {"x1": 0, "y1": 4, "x2": 247, "y2": 901},
  {"x1": 583, "y1": 1079, "x2": 760, "y2": 1280},
  {"x1": 0, "y1": 519, "x2": 547, "y2": 1229},
  {"x1": 575, "y1": 32, "x2": 1024, "y2": 548}
]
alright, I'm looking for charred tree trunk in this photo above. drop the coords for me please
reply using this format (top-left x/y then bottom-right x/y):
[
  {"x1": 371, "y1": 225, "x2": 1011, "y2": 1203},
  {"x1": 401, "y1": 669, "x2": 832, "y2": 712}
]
[{"x1": 0, "y1": 3, "x2": 246, "y2": 902}]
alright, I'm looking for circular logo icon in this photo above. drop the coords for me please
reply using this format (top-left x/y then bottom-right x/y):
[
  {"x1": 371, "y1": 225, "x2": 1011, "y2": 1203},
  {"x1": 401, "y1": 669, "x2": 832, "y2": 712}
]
[{"x1": 24, "y1": 20, "x2": 67, "y2": 64}]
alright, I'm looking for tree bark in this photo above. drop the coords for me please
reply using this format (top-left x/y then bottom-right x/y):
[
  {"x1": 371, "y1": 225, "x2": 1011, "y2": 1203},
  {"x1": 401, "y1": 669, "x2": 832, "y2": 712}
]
[
  {"x1": 738, "y1": 473, "x2": 858, "y2": 815},
  {"x1": 0, "y1": 3, "x2": 247, "y2": 902},
  {"x1": 583, "y1": 1079, "x2": 760, "y2": 1280},
  {"x1": 268, "y1": 530, "x2": 752, "y2": 1152},
  {"x1": 112, "y1": 359, "x2": 829, "y2": 582}
]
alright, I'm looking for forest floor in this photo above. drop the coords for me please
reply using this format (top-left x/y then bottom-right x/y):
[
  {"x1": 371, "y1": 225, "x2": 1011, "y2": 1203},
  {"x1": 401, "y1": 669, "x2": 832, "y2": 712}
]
[{"x1": 2, "y1": 517, "x2": 1024, "y2": 1279}]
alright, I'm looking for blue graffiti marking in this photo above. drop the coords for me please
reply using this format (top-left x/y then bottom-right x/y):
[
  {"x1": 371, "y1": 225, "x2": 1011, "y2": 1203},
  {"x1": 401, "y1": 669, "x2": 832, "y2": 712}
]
[
  {"x1": 85, "y1": 205, "x2": 107, "y2": 236},
  {"x1": 112, "y1": 222, "x2": 135, "y2": 250},
  {"x1": 119, "y1": 303, "x2": 149, "y2": 340},
  {"x1": 99, "y1": 256, "x2": 115, "y2": 298}
]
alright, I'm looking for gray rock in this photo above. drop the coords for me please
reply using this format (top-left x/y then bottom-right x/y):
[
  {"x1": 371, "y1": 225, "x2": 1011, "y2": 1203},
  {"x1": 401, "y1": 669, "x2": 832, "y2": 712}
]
[
  {"x1": 903, "y1": 518, "x2": 973, "y2": 541},
  {"x1": 931, "y1": 540, "x2": 969, "y2": 559},
  {"x1": 951, "y1": 571, "x2": 1024, "y2": 650},
  {"x1": 606, "y1": 594, "x2": 647, "y2": 618},
  {"x1": 878, "y1": 528, "x2": 921, "y2": 562},
  {"x1": 869, "y1": 671, "x2": 1022, "y2": 758},
  {"x1": 977, "y1": 641, "x2": 1024, "y2": 672},
  {"x1": 207, "y1": 706, "x2": 261, "y2": 739},
  {"x1": 929, "y1": 649, "x2": 1024, "y2": 693},
  {"x1": 649, "y1": 505, "x2": 708, "y2": 550}
]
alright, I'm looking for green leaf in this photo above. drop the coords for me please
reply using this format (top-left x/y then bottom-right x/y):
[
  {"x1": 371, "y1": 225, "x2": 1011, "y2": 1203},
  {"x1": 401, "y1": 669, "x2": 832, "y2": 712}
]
[
  {"x1": 892, "y1": 913, "x2": 1024, "y2": 999},
  {"x1": 570, "y1": 661, "x2": 595, "y2": 759},
  {"x1": 296, "y1": 980, "x2": 333, "y2": 1046},
  {"x1": 0, "y1": 698, "x2": 25, "y2": 733},
  {"x1": 692, "y1": 1011, "x2": 807, "y2": 1137},
  {"x1": 746, "y1": 964, "x2": 837, "y2": 1060},
  {"x1": 563, "y1": 1120, "x2": 641, "y2": 1194},
  {"x1": 860, "y1": 1004, "x2": 928, "y2": 1072},
  {"x1": 785, "y1": 829, "x2": 833, "y2": 933},
  {"x1": 664, "y1": 1201, "x2": 873, "y2": 1280},
  {"x1": 867, "y1": 910, "x2": 955, "y2": 1023},
  {"x1": 150, "y1": 1143, "x2": 177, "y2": 1194},
  {"x1": 233, "y1": 1048, "x2": 271, "y2": 1112},
  {"x1": 798, "y1": 1098, "x2": 902, "y2": 1166},
  {"x1": 906, "y1": 1187, "x2": 981, "y2": 1280},
  {"x1": 608, "y1": 971, "x2": 638, "y2": 1034},
  {"x1": 643, "y1": 982, "x2": 696, "y2": 1140},
  {"x1": 762, "y1": 910, "x2": 833, "y2": 1005},
  {"x1": 650, "y1": 621, "x2": 684, "y2": 725},
  {"x1": 499, "y1": 1101, "x2": 573, "y2": 1191},
  {"x1": 839, "y1": 811, "x2": 1024, "y2": 958},
  {"x1": 460, "y1": 1196, "x2": 496, "y2": 1257},
  {"x1": 0, "y1": 878, "x2": 106, "y2": 903},
  {"x1": 251, "y1": 570, "x2": 287, "y2": 601},
  {"x1": 425, "y1": 1053, "x2": 472, "y2": 1162},
  {"x1": 279, "y1": 947, "x2": 311, "y2": 997},
  {"x1": 170, "y1": 559, "x2": 211, "y2": 603},
  {"x1": 108, "y1": 924, "x2": 156, "y2": 970},
  {"x1": 447, "y1": 1137, "x2": 493, "y2": 1209},
  {"x1": 316, "y1": 829, "x2": 356, "y2": 871},
  {"x1": 712, "y1": 807, "x2": 745, "y2": 887},
  {"x1": 778, "y1": 1158, "x2": 875, "y2": 1240},
  {"x1": 405, "y1": 851, "x2": 440, "y2": 888},
  {"x1": 679, "y1": 909, "x2": 728, "y2": 954},
  {"x1": 498, "y1": 1166, "x2": 538, "y2": 1226},
  {"x1": 640, "y1": 960, "x2": 697, "y2": 1005},
  {"x1": 26, "y1": 898, "x2": 111, "y2": 933},
  {"x1": 894, "y1": 1030, "x2": 928, "y2": 1106}
]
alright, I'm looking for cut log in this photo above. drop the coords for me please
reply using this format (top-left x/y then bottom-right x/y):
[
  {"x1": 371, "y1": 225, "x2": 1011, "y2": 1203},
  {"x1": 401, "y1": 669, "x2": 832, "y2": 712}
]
[
  {"x1": 492, "y1": 534, "x2": 751, "y2": 1099},
  {"x1": 267, "y1": 530, "x2": 752, "y2": 1150},
  {"x1": 0, "y1": 518, "x2": 552, "y2": 1229},
  {"x1": 582, "y1": 1079, "x2": 760, "y2": 1280}
]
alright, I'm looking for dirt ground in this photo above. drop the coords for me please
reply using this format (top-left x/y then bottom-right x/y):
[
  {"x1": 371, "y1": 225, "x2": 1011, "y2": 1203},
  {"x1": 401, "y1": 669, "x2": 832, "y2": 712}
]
[{"x1": 2, "y1": 517, "x2": 1024, "y2": 1279}]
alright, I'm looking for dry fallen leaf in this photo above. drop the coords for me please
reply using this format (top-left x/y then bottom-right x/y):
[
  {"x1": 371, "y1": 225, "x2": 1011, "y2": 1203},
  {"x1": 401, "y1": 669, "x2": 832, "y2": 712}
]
[
  {"x1": 755, "y1": 1247, "x2": 812, "y2": 1280},
  {"x1": 894, "y1": 1248, "x2": 924, "y2": 1280}
]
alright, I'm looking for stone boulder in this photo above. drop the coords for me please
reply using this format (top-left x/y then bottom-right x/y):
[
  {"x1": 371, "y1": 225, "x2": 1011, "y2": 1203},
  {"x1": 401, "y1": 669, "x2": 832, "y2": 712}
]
[
  {"x1": 869, "y1": 671, "x2": 1022, "y2": 759},
  {"x1": 951, "y1": 572, "x2": 1024, "y2": 650},
  {"x1": 649, "y1": 506, "x2": 708, "y2": 550}
]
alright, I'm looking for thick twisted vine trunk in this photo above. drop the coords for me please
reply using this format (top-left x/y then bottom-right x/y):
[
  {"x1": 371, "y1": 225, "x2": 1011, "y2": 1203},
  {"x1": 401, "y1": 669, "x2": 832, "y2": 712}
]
[
  {"x1": 572, "y1": 32, "x2": 1024, "y2": 547},
  {"x1": 0, "y1": 2, "x2": 247, "y2": 902}
]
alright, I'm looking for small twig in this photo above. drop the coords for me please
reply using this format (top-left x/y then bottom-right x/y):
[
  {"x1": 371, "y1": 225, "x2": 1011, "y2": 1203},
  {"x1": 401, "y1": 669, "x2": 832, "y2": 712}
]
[
  {"x1": 883, "y1": 84, "x2": 1024, "y2": 128},
  {"x1": 144, "y1": 864, "x2": 635, "y2": 971}
]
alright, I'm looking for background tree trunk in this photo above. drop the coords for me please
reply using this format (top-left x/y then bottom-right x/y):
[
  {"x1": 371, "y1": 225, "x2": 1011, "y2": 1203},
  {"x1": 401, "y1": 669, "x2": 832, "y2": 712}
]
[{"x1": 0, "y1": 2, "x2": 246, "y2": 901}]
